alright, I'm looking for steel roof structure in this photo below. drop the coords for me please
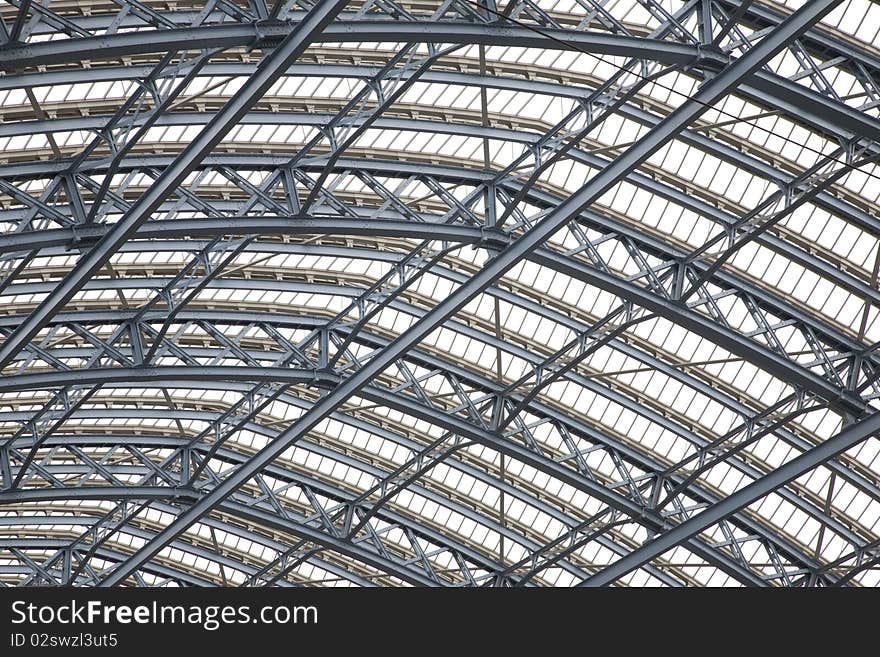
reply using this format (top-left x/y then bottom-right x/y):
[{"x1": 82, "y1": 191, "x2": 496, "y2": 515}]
[{"x1": 1, "y1": 0, "x2": 880, "y2": 587}]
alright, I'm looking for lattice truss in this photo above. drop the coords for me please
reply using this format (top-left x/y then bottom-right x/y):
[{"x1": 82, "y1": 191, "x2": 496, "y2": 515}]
[{"x1": 0, "y1": 0, "x2": 879, "y2": 587}]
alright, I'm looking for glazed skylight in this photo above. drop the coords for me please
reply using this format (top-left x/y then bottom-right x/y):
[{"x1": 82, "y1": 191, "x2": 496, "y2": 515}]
[{"x1": 0, "y1": 0, "x2": 878, "y2": 587}]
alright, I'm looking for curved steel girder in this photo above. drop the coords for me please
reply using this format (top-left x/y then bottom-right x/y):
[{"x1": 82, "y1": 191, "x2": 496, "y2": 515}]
[
  {"x1": 0, "y1": 488, "x2": 440, "y2": 586},
  {"x1": 1, "y1": 19, "x2": 878, "y2": 146},
  {"x1": 2, "y1": 194, "x2": 873, "y2": 317},
  {"x1": 3, "y1": 263, "x2": 877, "y2": 549},
  {"x1": 0, "y1": 486, "x2": 483, "y2": 586},
  {"x1": 0, "y1": 495, "x2": 427, "y2": 587},
  {"x1": 0, "y1": 365, "x2": 772, "y2": 586},
  {"x1": 0, "y1": 520, "x2": 303, "y2": 587},
  {"x1": 1, "y1": 228, "x2": 868, "y2": 420},
  {"x1": 0, "y1": 196, "x2": 873, "y2": 412},
  {"x1": 714, "y1": 0, "x2": 880, "y2": 75},
  {"x1": 12, "y1": 2, "x2": 880, "y2": 84},
  {"x1": 3, "y1": 89, "x2": 877, "y2": 239},
  {"x1": 12, "y1": 283, "x2": 879, "y2": 498},
  {"x1": 580, "y1": 409, "x2": 880, "y2": 586},
  {"x1": 0, "y1": 540, "x2": 226, "y2": 587},
  {"x1": 1, "y1": 152, "x2": 873, "y2": 381},
  {"x1": 0, "y1": 426, "x2": 646, "y2": 587},
  {"x1": 0, "y1": 52, "x2": 874, "y2": 239},
  {"x1": 4, "y1": 227, "x2": 872, "y2": 386},
  {"x1": 12, "y1": 399, "x2": 685, "y2": 590},
  {"x1": 1, "y1": 384, "x2": 844, "y2": 585},
  {"x1": 0, "y1": 180, "x2": 875, "y2": 388},
  {"x1": 3, "y1": 57, "x2": 878, "y2": 208},
  {"x1": 4, "y1": 318, "x2": 868, "y2": 554},
  {"x1": 16, "y1": 157, "x2": 880, "y2": 324},
  {"x1": 0, "y1": 21, "x2": 702, "y2": 70},
  {"x1": 0, "y1": 361, "x2": 826, "y2": 586},
  {"x1": 0, "y1": 514, "x2": 375, "y2": 587},
  {"x1": 6, "y1": 189, "x2": 879, "y2": 521},
  {"x1": 8, "y1": 262, "x2": 878, "y2": 510},
  {"x1": 1, "y1": 454, "x2": 562, "y2": 587},
  {"x1": 6, "y1": 244, "x2": 877, "y2": 504},
  {"x1": 3, "y1": 107, "x2": 878, "y2": 290},
  {"x1": 0, "y1": 440, "x2": 596, "y2": 586}
]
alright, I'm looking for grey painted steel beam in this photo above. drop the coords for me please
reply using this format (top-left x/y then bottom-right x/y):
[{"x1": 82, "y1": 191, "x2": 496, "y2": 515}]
[
  {"x1": 714, "y1": 0, "x2": 880, "y2": 73},
  {"x1": 2, "y1": 136, "x2": 876, "y2": 323},
  {"x1": 0, "y1": 0, "x2": 351, "y2": 369},
  {"x1": 1, "y1": 19, "x2": 877, "y2": 144},
  {"x1": 580, "y1": 410, "x2": 880, "y2": 586},
  {"x1": 528, "y1": 249, "x2": 866, "y2": 416},
  {"x1": 0, "y1": 419, "x2": 664, "y2": 585},
  {"x1": 2, "y1": 428, "x2": 670, "y2": 586},
  {"x1": 3, "y1": 346, "x2": 844, "y2": 579},
  {"x1": 1, "y1": 449, "x2": 587, "y2": 585},
  {"x1": 9, "y1": 291, "x2": 877, "y2": 521},
  {"x1": 0, "y1": 488, "x2": 439, "y2": 586},
  {"x1": 1, "y1": 275, "x2": 870, "y2": 502},
  {"x1": 4, "y1": 105, "x2": 879, "y2": 256},
  {"x1": 0, "y1": 513, "x2": 373, "y2": 587},
  {"x1": 94, "y1": 0, "x2": 839, "y2": 586},
  {"x1": 0, "y1": 520, "x2": 301, "y2": 587},
  {"x1": 1, "y1": 211, "x2": 867, "y2": 414},
  {"x1": 0, "y1": 366, "x2": 334, "y2": 393},
  {"x1": 2, "y1": 139, "x2": 875, "y2": 317},
  {"x1": 0, "y1": 340, "x2": 846, "y2": 585},
  {"x1": 0, "y1": 22, "x2": 702, "y2": 70},
  {"x1": 0, "y1": 149, "x2": 875, "y2": 377},
  {"x1": 0, "y1": 542, "x2": 222, "y2": 586},
  {"x1": 12, "y1": 1, "x2": 879, "y2": 82},
  {"x1": 0, "y1": 371, "x2": 764, "y2": 586}
]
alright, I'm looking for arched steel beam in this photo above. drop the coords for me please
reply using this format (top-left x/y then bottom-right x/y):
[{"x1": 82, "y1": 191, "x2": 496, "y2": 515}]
[
  {"x1": 0, "y1": 159, "x2": 875, "y2": 435},
  {"x1": 0, "y1": 158, "x2": 875, "y2": 370},
  {"x1": 0, "y1": 231, "x2": 871, "y2": 439},
  {"x1": 0, "y1": 0, "x2": 353, "y2": 369},
  {"x1": 0, "y1": 486, "x2": 443, "y2": 587},
  {"x1": 8, "y1": 276, "x2": 878, "y2": 511},
  {"x1": 3, "y1": 51, "x2": 878, "y2": 166},
  {"x1": 3, "y1": 223, "x2": 871, "y2": 375},
  {"x1": 0, "y1": 476, "x2": 451, "y2": 588},
  {"x1": 0, "y1": 365, "x2": 769, "y2": 586},
  {"x1": 0, "y1": 426, "x2": 651, "y2": 586},
  {"x1": 580, "y1": 409, "x2": 880, "y2": 586},
  {"x1": 1, "y1": 18, "x2": 877, "y2": 144},
  {"x1": 0, "y1": 21, "x2": 703, "y2": 70},
  {"x1": 1, "y1": 452, "x2": 560, "y2": 587},
  {"x1": 0, "y1": 515, "x2": 375, "y2": 587},
  {"x1": 0, "y1": 521, "x2": 303, "y2": 587},
  {"x1": 0, "y1": 540, "x2": 224, "y2": 587},
  {"x1": 1, "y1": 378, "x2": 846, "y2": 582},
  {"x1": 6, "y1": 206, "x2": 878, "y2": 540},
  {"x1": 0, "y1": 354, "x2": 836, "y2": 584},
  {"x1": 3, "y1": 319, "x2": 866, "y2": 559},
  {"x1": 12, "y1": 2, "x2": 880, "y2": 84},
  {"x1": 1, "y1": 153, "x2": 873, "y2": 380},
  {"x1": 12, "y1": 408, "x2": 683, "y2": 588},
  {"x1": 1, "y1": 105, "x2": 876, "y2": 296},
  {"x1": 0, "y1": 254, "x2": 868, "y2": 572},
  {"x1": 1, "y1": 234, "x2": 868, "y2": 418},
  {"x1": 1, "y1": 155, "x2": 874, "y2": 321},
  {"x1": 3, "y1": 89, "x2": 876, "y2": 238},
  {"x1": 5, "y1": 270, "x2": 875, "y2": 546}
]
